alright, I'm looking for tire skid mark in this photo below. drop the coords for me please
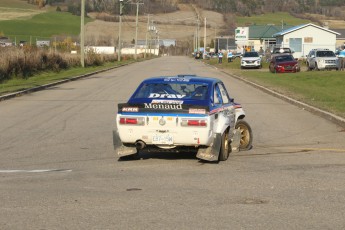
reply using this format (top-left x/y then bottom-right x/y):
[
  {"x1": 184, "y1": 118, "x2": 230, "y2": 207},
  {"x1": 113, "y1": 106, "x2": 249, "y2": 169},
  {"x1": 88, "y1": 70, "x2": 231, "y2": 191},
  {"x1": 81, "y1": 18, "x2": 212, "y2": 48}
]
[{"x1": 0, "y1": 169, "x2": 72, "y2": 173}]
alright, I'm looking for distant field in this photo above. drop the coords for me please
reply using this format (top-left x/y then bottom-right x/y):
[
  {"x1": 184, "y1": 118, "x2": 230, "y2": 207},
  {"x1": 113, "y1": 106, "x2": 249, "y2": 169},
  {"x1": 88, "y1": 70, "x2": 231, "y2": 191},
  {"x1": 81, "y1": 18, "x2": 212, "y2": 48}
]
[
  {"x1": 0, "y1": 11, "x2": 93, "y2": 43},
  {"x1": 306, "y1": 13, "x2": 345, "y2": 29},
  {"x1": 0, "y1": 3, "x2": 316, "y2": 47},
  {"x1": 0, "y1": 0, "x2": 37, "y2": 9},
  {"x1": 0, "y1": 0, "x2": 41, "y2": 21},
  {"x1": 86, "y1": 4, "x2": 225, "y2": 47},
  {"x1": 236, "y1": 12, "x2": 310, "y2": 26}
]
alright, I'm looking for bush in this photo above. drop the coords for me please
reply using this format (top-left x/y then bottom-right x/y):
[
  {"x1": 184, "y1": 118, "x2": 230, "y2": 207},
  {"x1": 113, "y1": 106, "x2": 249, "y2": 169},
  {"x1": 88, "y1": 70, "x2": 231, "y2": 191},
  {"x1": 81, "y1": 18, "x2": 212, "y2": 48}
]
[
  {"x1": 0, "y1": 46, "x2": 121, "y2": 83},
  {"x1": 0, "y1": 47, "x2": 79, "y2": 82},
  {"x1": 84, "y1": 48, "x2": 117, "y2": 66}
]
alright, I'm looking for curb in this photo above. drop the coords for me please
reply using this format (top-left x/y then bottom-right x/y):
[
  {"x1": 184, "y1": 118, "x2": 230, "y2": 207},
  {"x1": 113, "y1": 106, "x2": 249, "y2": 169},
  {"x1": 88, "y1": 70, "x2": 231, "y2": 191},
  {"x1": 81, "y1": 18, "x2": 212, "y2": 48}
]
[
  {"x1": 204, "y1": 62, "x2": 345, "y2": 128},
  {"x1": 0, "y1": 62, "x2": 134, "y2": 102}
]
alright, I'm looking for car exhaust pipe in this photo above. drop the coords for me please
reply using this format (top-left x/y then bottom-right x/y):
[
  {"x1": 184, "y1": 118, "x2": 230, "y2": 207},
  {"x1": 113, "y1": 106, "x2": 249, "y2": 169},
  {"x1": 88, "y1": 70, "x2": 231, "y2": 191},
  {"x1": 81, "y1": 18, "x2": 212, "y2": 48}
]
[{"x1": 135, "y1": 140, "x2": 146, "y2": 150}]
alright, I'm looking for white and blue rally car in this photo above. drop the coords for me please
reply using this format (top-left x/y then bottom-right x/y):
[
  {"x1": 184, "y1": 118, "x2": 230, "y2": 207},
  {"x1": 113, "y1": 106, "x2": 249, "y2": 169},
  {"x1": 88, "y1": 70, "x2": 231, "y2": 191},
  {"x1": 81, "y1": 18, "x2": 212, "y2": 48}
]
[{"x1": 113, "y1": 75, "x2": 252, "y2": 162}]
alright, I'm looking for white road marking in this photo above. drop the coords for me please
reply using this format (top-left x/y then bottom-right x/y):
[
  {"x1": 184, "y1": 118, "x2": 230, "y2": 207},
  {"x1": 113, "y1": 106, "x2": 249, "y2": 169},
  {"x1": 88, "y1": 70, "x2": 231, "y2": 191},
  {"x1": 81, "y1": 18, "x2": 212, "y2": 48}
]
[{"x1": 0, "y1": 169, "x2": 72, "y2": 173}]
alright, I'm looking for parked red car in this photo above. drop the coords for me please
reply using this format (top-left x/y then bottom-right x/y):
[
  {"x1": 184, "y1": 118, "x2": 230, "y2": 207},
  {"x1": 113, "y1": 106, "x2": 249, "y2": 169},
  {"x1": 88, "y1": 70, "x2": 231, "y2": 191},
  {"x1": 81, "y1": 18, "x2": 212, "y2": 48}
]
[{"x1": 269, "y1": 54, "x2": 300, "y2": 73}]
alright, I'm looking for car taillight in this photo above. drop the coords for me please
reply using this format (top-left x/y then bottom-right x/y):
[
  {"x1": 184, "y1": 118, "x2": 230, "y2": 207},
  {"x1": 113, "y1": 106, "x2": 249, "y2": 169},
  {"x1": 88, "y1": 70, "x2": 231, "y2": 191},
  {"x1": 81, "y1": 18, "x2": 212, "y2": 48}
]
[
  {"x1": 181, "y1": 119, "x2": 207, "y2": 127},
  {"x1": 119, "y1": 117, "x2": 145, "y2": 125}
]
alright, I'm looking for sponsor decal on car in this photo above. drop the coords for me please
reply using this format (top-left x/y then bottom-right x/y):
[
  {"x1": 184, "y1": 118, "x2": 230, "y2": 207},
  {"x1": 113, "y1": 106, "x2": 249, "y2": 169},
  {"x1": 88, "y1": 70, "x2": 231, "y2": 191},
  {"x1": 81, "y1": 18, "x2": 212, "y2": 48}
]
[
  {"x1": 122, "y1": 107, "x2": 139, "y2": 112},
  {"x1": 164, "y1": 78, "x2": 190, "y2": 82},
  {"x1": 209, "y1": 107, "x2": 224, "y2": 115},
  {"x1": 144, "y1": 103, "x2": 183, "y2": 110},
  {"x1": 189, "y1": 108, "x2": 206, "y2": 114},
  {"x1": 149, "y1": 93, "x2": 186, "y2": 99},
  {"x1": 152, "y1": 100, "x2": 183, "y2": 104}
]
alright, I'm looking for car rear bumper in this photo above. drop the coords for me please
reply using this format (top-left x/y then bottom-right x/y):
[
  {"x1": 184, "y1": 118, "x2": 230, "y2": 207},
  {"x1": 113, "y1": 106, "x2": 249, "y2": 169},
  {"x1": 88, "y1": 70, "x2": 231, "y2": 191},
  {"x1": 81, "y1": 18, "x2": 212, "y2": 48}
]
[{"x1": 118, "y1": 127, "x2": 213, "y2": 147}]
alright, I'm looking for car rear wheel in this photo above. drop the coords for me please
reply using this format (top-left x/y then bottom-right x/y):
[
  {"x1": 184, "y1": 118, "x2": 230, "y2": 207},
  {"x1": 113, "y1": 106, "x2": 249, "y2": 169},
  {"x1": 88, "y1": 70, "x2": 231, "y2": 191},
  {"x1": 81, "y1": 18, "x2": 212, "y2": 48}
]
[
  {"x1": 219, "y1": 131, "x2": 230, "y2": 161},
  {"x1": 235, "y1": 120, "x2": 253, "y2": 151}
]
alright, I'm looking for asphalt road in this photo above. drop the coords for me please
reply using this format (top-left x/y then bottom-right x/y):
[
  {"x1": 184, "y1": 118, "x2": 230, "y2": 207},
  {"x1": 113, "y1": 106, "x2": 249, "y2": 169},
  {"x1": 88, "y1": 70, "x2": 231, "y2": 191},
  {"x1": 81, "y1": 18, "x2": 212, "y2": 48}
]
[{"x1": 1, "y1": 56, "x2": 345, "y2": 230}]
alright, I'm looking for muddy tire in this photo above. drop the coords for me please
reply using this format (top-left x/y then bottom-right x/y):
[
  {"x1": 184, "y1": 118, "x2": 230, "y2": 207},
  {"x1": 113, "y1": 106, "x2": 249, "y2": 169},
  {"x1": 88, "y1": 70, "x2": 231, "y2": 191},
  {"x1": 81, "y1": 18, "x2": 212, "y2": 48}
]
[
  {"x1": 235, "y1": 120, "x2": 253, "y2": 151},
  {"x1": 219, "y1": 131, "x2": 230, "y2": 161}
]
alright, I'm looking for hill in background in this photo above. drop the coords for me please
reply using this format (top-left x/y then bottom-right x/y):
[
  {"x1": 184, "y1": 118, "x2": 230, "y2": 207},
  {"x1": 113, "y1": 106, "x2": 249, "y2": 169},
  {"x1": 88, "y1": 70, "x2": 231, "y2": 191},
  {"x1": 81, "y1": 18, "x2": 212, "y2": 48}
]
[{"x1": 1, "y1": 0, "x2": 344, "y2": 48}]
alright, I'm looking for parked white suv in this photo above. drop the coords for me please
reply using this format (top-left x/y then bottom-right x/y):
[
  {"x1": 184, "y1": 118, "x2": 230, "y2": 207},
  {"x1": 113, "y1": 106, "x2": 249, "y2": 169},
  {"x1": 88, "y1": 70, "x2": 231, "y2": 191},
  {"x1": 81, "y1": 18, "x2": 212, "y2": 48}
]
[
  {"x1": 241, "y1": 51, "x2": 262, "y2": 69},
  {"x1": 306, "y1": 49, "x2": 339, "y2": 71}
]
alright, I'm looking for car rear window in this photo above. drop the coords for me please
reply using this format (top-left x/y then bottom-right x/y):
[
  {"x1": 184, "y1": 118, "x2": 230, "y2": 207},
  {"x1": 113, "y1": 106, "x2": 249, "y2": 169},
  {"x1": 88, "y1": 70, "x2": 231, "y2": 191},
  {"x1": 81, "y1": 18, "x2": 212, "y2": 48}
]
[
  {"x1": 275, "y1": 55, "x2": 294, "y2": 62},
  {"x1": 133, "y1": 83, "x2": 209, "y2": 100},
  {"x1": 273, "y1": 48, "x2": 291, "y2": 54},
  {"x1": 316, "y1": 51, "x2": 335, "y2": 57}
]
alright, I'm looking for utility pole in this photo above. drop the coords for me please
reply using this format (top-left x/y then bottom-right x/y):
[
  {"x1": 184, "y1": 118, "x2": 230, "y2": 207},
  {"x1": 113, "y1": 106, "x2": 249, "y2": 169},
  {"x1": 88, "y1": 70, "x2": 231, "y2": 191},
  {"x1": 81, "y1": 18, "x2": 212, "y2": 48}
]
[
  {"x1": 204, "y1": 17, "x2": 206, "y2": 57},
  {"x1": 131, "y1": 1, "x2": 143, "y2": 60},
  {"x1": 156, "y1": 30, "x2": 159, "y2": 56},
  {"x1": 118, "y1": 0, "x2": 124, "y2": 62},
  {"x1": 214, "y1": 26, "x2": 217, "y2": 51},
  {"x1": 281, "y1": 19, "x2": 284, "y2": 31},
  {"x1": 195, "y1": 29, "x2": 198, "y2": 52},
  {"x1": 80, "y1": 0, "x2": 85, "y2": 67},
  {"x1": 147, "y1": 19, "x2": 156, "y2": 57},
  {"x1": 193, "y1": 31, "x2": 196, "y2": 53},
  {"x1": 144, "y1": 14, "x2": 150, "y2": 58},
  {"x1": 197, "y1": 15, "x2": 200, "y2": 52}
]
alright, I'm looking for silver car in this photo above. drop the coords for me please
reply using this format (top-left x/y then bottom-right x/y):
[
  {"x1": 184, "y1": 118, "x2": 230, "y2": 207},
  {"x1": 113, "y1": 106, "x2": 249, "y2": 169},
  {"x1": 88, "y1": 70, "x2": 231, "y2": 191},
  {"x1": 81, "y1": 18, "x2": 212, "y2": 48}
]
[{"x1": 306, "y1": 49, "x2": 339, "y2": 71}]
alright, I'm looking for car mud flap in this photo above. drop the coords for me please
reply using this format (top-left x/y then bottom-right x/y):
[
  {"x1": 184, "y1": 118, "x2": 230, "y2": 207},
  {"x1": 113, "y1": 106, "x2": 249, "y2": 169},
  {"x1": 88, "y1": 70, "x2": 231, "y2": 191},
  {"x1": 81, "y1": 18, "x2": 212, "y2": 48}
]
[
  {"x1": 231, "y1": 129, "x2": 241, "y2": 153},
  {"x1": 113, "y1": 130, "x2": 137, "y2": 157},
  {"x1": 196, "y1": 133, "x2": 221, "y2": 161},
  {"x1": 117, "y1": 145, "x2": 137, "y2": 157}
]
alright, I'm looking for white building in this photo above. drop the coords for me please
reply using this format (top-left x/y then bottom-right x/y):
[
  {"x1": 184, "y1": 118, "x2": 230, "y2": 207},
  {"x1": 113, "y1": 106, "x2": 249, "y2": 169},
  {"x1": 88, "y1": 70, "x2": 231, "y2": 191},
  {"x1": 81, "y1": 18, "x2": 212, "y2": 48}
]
[
  {"x1": 272, "y1": 23, "x2": 340, "y2": 58},
  {"x1": 0, "y1": 37, "x2": 12, "y2": 47},
  {"x1": 36, "y1": 40, "x2": 50, "y2": 47}
]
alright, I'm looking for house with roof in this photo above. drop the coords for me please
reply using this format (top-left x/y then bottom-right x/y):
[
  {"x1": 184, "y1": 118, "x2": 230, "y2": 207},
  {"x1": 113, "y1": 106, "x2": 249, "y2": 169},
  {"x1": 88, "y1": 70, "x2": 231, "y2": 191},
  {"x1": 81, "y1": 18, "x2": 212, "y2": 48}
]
[
  {"x1": 332, "y1": 29, "x2": 345, "y2": 48},
  {"x1": 235, "y1": 25, "x2": 294, "y2": 53},
  {"x1": 272, "y1": 23, "x2": 340, "y2": 58}
]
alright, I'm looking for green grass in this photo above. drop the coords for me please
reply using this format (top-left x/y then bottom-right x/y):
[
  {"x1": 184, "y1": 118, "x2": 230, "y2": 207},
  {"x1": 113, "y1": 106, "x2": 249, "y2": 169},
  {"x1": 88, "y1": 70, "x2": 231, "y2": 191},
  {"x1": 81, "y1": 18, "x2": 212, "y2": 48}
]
[
  {"x1": 0, "y1": 0, "x2": 37, "y2": 9},
  {"x1": 236, "y1": 12, "x2": 310, "y2": 26},
  {"x1": 203, "y1": 57, "x2": 345, "y2": 118},
  {"x1": 0, "y1": 11, "x2": 93, "y2": 42},
  {"x1": 0, "y1": 61, "x2": 136, "y2": 96}
]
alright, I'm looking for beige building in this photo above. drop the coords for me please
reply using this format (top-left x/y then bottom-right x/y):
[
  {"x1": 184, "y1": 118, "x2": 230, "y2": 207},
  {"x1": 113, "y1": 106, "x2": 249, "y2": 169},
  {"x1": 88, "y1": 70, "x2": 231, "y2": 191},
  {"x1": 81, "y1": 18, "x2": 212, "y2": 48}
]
[{"x1": 273, "y1": 23, "x2": 340, "y2": 58}]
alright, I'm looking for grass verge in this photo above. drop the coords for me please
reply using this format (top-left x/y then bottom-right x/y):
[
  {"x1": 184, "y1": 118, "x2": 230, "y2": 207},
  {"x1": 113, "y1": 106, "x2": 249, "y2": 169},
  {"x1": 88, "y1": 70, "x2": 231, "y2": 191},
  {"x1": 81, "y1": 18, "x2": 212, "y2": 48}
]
[
  {"x1": 203, "y1": 57, "x2": 345, "y2": 119},
  {"x1": 0, "y1": 60, "x2": 136, "y2": 96}
]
